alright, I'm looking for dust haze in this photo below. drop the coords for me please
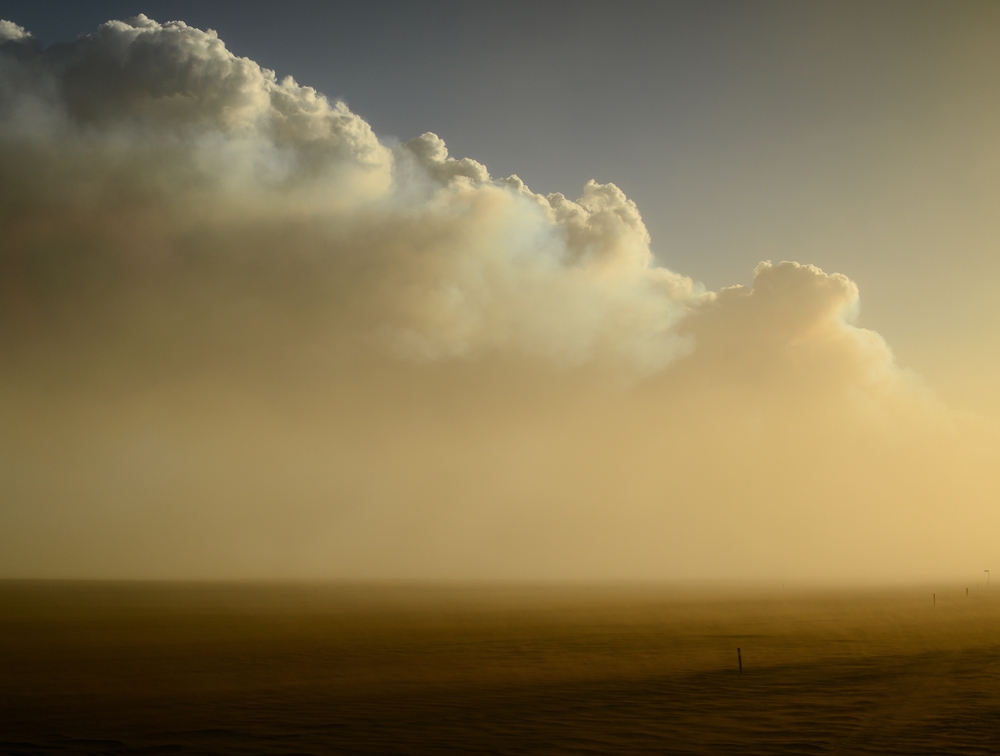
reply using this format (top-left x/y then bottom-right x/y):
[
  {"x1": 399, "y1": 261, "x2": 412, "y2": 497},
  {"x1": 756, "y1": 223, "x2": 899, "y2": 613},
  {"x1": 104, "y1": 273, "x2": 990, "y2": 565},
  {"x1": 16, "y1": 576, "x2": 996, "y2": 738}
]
[{"x1": 1, "y1": 16, "x2": 997, "y2": 581}]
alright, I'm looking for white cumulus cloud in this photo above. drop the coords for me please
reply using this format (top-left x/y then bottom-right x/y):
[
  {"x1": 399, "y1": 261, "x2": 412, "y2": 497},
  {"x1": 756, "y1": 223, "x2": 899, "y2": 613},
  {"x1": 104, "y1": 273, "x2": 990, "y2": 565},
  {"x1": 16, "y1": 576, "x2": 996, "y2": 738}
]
[{"x1": 0, "y1": 15, "x2": 982, "y2": 582}]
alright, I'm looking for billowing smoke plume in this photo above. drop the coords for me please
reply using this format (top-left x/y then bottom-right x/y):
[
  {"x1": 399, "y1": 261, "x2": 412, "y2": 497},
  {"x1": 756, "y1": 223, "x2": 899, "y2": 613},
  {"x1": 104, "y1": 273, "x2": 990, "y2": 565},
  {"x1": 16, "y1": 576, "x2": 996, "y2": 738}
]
[{"x1": 0, "y1": 17, "x2": 994, "y2": 581}]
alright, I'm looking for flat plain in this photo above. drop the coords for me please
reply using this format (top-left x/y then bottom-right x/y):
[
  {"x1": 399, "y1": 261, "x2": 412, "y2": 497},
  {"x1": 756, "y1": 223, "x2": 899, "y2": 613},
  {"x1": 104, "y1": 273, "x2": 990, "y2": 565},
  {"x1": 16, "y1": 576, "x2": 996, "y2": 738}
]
[{"x1": 2, "y1": 581, "x2": 999, "y2": 754}]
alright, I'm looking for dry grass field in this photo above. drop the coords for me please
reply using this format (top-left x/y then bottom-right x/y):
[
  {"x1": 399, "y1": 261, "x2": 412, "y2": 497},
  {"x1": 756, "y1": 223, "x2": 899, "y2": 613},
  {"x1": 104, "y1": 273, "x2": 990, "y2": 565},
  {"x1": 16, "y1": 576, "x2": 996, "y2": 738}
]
[{"x1": 2, "y1": 581, "x2": 999, "y2": 754}]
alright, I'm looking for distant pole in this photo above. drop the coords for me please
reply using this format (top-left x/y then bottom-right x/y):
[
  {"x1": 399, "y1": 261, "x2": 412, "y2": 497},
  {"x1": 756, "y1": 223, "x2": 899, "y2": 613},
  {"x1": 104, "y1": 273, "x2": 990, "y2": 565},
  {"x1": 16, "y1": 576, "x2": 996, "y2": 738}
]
[
  {"x1": 737, "y1": 647, "x2": 743, "y2": 674},
  {"x1": 967, "y1": 587, "x2": 969, "y2": 597},
  {"x1": 933, "y1": 593, "x2": 936, "y2": 607}
]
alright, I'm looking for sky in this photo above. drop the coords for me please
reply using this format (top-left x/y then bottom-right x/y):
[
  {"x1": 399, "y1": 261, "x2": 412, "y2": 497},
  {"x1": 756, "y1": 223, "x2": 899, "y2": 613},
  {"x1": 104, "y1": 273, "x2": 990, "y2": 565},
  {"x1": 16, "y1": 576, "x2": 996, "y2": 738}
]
[{"x1": 1, "y1": 1, "x2": 998, "y2": 582}]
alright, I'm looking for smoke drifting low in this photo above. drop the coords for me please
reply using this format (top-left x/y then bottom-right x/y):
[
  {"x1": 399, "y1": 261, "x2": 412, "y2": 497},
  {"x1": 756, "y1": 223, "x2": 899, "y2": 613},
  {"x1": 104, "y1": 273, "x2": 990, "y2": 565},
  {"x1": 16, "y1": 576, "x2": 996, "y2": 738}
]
[{"x1": 0, "y1": 17, "x2": 995, "y2": 581}]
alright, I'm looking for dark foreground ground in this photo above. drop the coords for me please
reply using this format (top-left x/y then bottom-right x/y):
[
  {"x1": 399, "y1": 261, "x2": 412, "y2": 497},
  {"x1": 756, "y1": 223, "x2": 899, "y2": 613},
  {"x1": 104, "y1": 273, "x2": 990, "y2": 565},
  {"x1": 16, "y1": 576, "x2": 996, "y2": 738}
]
[{"x1": 1, "y1": 581, "x2": 999, "y2": 755}]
